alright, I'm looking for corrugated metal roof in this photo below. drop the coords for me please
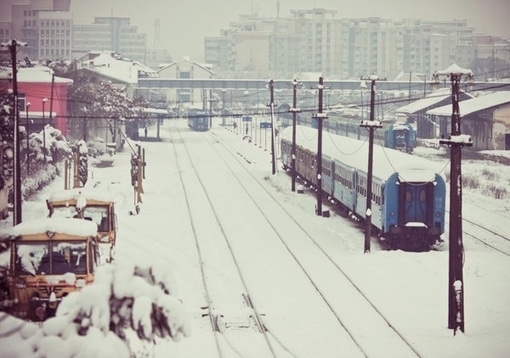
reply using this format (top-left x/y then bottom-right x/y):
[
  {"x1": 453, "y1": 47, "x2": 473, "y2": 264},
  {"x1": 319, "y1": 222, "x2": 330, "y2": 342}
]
[
  {"x1": 427, "y1": 91, "x2": 510, "y2": 116},
  {"x1": 396, "y1": 88, "x2": 455, "y2": 114}
]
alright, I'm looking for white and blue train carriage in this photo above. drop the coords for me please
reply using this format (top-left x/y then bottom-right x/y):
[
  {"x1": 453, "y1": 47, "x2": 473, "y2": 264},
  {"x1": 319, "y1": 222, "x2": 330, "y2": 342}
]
[
  {"x1": 187, "y1": 108, "x2": 210, "y2": 131},
  {"x1": 281, "y1": 125, "x2": 446, "y2": 250}
]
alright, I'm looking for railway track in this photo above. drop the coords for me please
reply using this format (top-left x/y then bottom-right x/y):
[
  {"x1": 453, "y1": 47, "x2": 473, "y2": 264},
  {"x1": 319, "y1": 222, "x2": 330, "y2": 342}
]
[
  {"x1": 168, "y1": 125, "x2": 278, "y2": 357},
  {"x1": 165, "y1": 121, "x2": 426, "y2": 357},
  {"x1": 444, "y1": 211, "x2": 510, "y2": 256}
]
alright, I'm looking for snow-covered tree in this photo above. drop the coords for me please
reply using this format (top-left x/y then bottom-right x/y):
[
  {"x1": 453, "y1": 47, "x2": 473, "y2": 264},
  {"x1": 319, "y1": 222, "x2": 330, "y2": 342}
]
[
  {"x1": 0, "y1": 260, "x2": 191, "y2": 358},
  {"x1": 21, "y1": 126, "x2": 72, "y2": 198},
  {"x1": 67, "y1": 75, "x2": 149, "y2": 142}
]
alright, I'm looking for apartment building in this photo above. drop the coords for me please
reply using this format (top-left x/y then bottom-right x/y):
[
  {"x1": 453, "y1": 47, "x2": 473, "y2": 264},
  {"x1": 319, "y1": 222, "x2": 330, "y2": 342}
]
[
  {"x1": 204, "y1": 9, "x2": 509, "y2": 80},
  {"x1": 0, "y1": 1, "x2": 158, "y2": 66},
  {"x1": 0, "y1": 0, "x2": 71, "y2": 60},
  {"x1": 72, "y1": 17, "x2": 147, "y2": 63}
]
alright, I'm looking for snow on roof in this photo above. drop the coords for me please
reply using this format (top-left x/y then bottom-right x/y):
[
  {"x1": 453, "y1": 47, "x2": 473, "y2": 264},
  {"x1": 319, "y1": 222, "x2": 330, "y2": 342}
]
[
  {"x1": 11, "y1": 217, "x2": 98, "y2": 237},
  {"x1": 281, "y1": 125, "x2": 445, "y2": 182},
  {"x1": 0, "y1": 66, "x2": 73, "y2": 84},
  {"x1": 77, "y1": 51, "x2": 157, "y2": 84},
  {"x1": 157, "y1": 58, "x2": 214, "y2": 75},
  {"x1": 434, "y1": 63, "x2": 473, "y2": 77},
  {"x1": 133, "y1": 107, "x2": 169, "y2": 115},
  {"x1": 396, "y1": 88, "x2": 454, "y2": 114},
  {"x1": 427, "y1": 91, "x2": 510, "y2": 116},
  {"x1": 47, "y1": 188, "x2": 115, "y2": 204}
]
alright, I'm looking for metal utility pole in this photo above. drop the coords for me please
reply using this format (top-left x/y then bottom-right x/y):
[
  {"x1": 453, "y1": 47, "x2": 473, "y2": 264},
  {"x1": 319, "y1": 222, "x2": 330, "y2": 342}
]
[
  {"x1": 42, "y1": 97, "x2": 48, "y2": 160},
  {"x1": 360, "y1": 75, "x2": 383, "y2": 253},
  {"x1": 313, "y1": 77, "x2": 328, "y2": 216},
  {"x1": 208, "y1": 89, "x2": 214, "y2": 128},
  {"x1": 26, "y1": 102, "x2": 31, "y2": 175},
  {"x1": 49, "y1": 73, "x2": 55, "y2": 127},
  {"x1": 289, "y1": 79, "x2": 302, "y2": 192},
  {"x1": 268, "y1": 79, "x2": 277, "y2": 175},
  {"x1": 2, "y1": 39, "x2": 26, "y2": 225},
  {"x1": 433, "y1": 64, "x2": 473, "y2": 335}
]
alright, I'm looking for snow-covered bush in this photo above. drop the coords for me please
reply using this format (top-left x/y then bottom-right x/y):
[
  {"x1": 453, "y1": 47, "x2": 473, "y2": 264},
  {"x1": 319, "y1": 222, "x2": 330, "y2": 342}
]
[
  {"x1": 20, "y1": 126, "x2": 73, "y2": 199},
  {"x1": 0, "y1": 260, "x2": 191, "y2": 358}
]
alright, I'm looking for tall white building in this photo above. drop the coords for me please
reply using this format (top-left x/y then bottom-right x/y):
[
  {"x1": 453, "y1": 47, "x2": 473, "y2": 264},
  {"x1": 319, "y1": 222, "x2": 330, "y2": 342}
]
[
  {"x1": 37, "y1": 11, "x2": 73, "y2": 60},
  {"x1": 72, "y1": 17, "x2": 147, "y2": 63},
  {"x1": 204, "y1": 10, "x2": 508, "y2": 80}
]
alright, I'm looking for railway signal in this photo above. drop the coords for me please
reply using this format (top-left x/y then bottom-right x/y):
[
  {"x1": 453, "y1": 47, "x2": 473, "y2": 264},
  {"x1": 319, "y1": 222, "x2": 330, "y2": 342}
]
[
  {"x1": 131, "y1": 144, "x2": 145, "y2": 206},
  {"x1": 267, "y1": 79, "x2": 277, "y2": 175}
]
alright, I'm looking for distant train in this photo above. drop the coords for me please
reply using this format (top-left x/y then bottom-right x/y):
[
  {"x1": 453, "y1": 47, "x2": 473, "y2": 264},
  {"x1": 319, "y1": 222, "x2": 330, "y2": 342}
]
[
  {"x1": 384, "y1": 122, "x2": 416, "y2": 153},
  {"x1": 187, "y1": 109, "x2": 210, "y2": 131},
  {"x1": 280, "y1": 125, "x2": 445, "y2": 250},
  {"x1": 282, "y1": 113, "x2": 416, "y2": 152}
]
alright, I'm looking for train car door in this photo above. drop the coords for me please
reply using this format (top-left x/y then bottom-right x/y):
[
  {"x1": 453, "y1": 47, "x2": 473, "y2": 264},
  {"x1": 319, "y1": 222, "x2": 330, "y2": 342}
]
[
  {"x1": 398, "y1": 182, "x2": 433, "y2": 226},
  {"x1": 393, "y1": 128, "x2": 409, "y2": 150}
]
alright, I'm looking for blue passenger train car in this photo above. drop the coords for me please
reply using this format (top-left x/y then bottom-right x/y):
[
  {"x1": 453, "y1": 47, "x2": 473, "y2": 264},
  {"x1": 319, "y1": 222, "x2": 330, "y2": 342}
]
[
  {"x1": 281, "y1": 125, "x2": 445, "y2": 250},
  {"x1": 384, "y1": 123, "x2": 416, "y2": 153},
  {"x1": 187, "y1": 109, "x2": 210, "y2": 131}
]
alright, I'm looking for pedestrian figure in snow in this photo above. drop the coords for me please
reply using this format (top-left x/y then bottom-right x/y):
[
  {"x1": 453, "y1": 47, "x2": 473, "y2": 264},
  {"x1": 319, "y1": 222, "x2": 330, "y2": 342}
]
[{"x1": 144, "y1": 127, "x2": 148, "y2": 138}]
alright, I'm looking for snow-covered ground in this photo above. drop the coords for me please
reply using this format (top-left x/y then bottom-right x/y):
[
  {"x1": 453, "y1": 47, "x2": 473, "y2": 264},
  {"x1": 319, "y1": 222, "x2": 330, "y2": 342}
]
[{"x1": 1, "y1": 118, "x2": 510, "y2": 357}]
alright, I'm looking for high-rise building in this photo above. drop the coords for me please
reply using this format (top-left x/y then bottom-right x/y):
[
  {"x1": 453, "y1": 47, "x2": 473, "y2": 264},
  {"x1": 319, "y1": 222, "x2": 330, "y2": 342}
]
[
  {"x1": 0, "y1": 0, "x2": 72, "y2": 61},
  {"x1": 204, "y1": 10, "x2": 509, "y2": 80},
  {"x1": 72, "y1": 17, "x2": 147, "y2": 63},
  {"x1": 37, "y1": 11, "x2": 73, "y2": 59}
]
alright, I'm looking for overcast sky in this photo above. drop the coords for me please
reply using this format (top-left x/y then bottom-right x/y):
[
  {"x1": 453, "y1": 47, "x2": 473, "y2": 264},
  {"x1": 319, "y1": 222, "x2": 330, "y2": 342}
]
[{"x1": 71, "y1": 0, "x2": 510, "y2": 61}]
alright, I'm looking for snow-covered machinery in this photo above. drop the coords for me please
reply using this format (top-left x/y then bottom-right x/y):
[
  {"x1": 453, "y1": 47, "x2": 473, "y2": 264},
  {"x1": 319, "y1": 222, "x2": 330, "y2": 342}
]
[
  {"x1": 6, "y1": 217, "x2": 102, "y2": 321},
  {"x1": 46, "y1": 188, "x2": 117, "y2": 261}
]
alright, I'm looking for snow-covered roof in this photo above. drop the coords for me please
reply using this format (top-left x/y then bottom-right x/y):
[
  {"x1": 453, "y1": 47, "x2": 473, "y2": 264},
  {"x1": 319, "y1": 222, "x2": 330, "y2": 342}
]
[
  {"x1": 427, "y1": 91, "x2": 510, "y2": 116},
  {"x1": 76, "y1": 51, "x2": 157, "y2": 84},
  {"x1": 0, "y1": 66, "x2": 73, "y2": 84},
  {"x1": 434, "y1": 63, "x2": 473, "y2": 77},
  {"x1": 11, "y1": 217, "x2": 98, "y2": 237},
  {"x1": 157, "y1": 58, "x2": 214, "y2": 75},
  {"x1": 396, "y1": 88, "x2": 471, "y2": 114},
  {"x1": 47, "y1": 188, "x2": 115, "y2": 204},
  {"x1": 281, "y1": 125, "x2": 445, "y2": 182},
  {"x1": 393, "y1": 71, "x2": 426, "y2": 82}
]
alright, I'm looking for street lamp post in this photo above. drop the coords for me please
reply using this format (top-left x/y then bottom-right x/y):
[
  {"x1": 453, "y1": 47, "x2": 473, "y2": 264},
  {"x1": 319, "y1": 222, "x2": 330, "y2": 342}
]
[
  {"x1": 42, "y1": 97, "x2": 48, "y2": 161},
  {"x1": 2, "y1": 39, "x2": 27, "y2": 225},
  {"x1": 432, "y1": 63, "x2": 473, "y2": 335},
  {"x1": 26, "y1": 102, "x2": 30, "y2": 175}
]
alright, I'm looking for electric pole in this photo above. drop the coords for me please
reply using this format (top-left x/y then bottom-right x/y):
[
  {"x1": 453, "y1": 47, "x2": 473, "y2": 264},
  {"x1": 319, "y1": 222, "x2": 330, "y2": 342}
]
[
  {"x1": 360, "y1": 75, "x2": 383, "y2": 253},
  {"x1": 268, "y1": 79, "x2": 277, "y2": 175},
  {"x1": 313, "y1": 77, "x2": 328, "y2": 216},
  {"x1": 289, "y1": 79, "x2": 302, "y2": 192},
  {"x1": 433, "y1": 64, "x2": 473, "y2": 335}
]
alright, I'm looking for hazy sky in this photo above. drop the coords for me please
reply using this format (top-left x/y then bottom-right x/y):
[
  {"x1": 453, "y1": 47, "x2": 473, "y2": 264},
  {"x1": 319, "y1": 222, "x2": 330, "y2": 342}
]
[{"x1": 71, "y1": 0, "x2": 510, "y2": 61}]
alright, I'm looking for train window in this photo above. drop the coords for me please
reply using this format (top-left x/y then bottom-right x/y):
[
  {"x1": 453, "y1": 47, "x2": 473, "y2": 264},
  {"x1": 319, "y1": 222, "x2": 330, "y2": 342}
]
[
  {"x1": 420, "y1": 189, "x2": 426, "y2": 202},
  {"x1": 406, "y1": 190, "x2": 412, "y2": 202}
]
